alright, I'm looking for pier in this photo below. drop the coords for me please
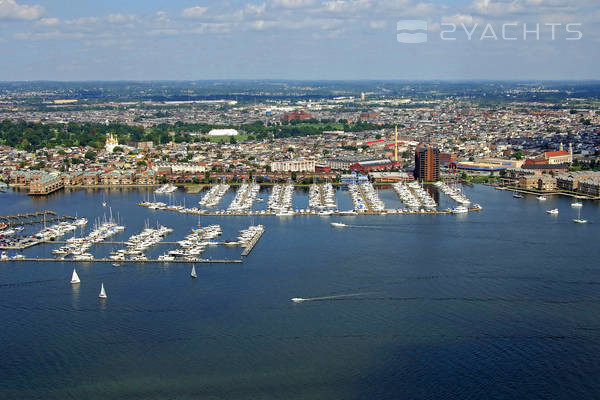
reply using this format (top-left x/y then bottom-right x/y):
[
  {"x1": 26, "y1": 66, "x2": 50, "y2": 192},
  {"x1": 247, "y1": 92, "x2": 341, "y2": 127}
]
[
  {"x1": 137, "y1": 203, "x2": 482, "y2": 217},
  {"x1": 241, "y1": 229, "x2": 264, "y2": 256},
  {"x1": 0, "y1": 211, "x2": 76, "y2": 227},
  {"x1": 3, "y1": 258, "x2": 242, "y2": 264}
]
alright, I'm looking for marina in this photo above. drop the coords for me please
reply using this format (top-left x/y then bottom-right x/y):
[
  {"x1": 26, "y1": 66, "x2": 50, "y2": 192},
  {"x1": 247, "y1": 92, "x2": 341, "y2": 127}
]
[{"x1": 1, "y1": 183, "x2": 599, "y2": 400}]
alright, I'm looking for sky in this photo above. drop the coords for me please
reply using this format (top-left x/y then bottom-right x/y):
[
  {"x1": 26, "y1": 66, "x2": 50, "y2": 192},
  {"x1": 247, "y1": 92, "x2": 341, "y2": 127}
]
[{"x1": 0, "y1": 0, "x2": 598, "y2": 81}]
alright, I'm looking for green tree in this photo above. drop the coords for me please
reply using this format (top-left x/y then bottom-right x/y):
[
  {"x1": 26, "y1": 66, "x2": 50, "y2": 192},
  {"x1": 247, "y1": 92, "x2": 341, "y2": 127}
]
[{"x1": 85, "y1": 151, "x2": 97, "y2": 160}]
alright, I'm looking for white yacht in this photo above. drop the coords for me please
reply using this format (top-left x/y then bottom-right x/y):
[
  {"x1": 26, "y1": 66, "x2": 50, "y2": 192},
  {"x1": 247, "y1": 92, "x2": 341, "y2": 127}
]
[
  {"x1": 571, "y1": 202, "x2": 583, "y2": 208},
  {"x1": 546, "y1": 208, "x2": 559, "y2": 215},
  {"x1": 452, "y1": 206, "x2": 469, "y2": 214},
  {"x1": 537, "y1": 196, "x2": 547, "y2": 201}
]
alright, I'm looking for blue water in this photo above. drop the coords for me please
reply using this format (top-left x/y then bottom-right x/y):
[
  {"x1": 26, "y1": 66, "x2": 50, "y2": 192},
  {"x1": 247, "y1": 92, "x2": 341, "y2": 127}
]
[{"x1": 1, "y1": 185, "x2": 600, "y2": 399}]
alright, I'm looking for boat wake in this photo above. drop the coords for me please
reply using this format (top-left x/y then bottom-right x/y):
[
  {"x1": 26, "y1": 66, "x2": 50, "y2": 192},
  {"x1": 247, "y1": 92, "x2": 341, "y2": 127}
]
[{"x1": 291, "y1": 292, "x2": 371, "y2": 303}]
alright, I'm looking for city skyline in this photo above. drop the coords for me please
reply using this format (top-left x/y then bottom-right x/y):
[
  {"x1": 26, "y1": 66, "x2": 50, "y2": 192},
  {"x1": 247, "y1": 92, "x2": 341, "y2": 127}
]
[{"x1": 0, "y1": 0, "x2": 598, "y2": 81}]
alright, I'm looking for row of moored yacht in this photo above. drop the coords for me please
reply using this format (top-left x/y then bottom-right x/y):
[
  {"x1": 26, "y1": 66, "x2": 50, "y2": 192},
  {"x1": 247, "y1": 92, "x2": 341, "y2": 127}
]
[
  {"x1": 227, "y1": 183, "x2": 260, "y2": 212},
  {"x1": 360, "y1": 182, "x2": 386, "y2": 212},
  {"x1": 36, "y1": 218, "x2": 88, "y2": 241},
  {"x1": 408, "y1": 181, "x2": 437, "y2": 208},
  {"x1": 434, "y1": 181, "x2": 471, "y2": 205},
  {"x1": 154, "y1": 184, "x2": 177, "y2": 194},
  {"x1": 109, "y1": 225, "x2": 173, "y2": 261},
  {"x1": 52, "y1": 220, "x2": 125, "y2": 260},
  {"x1": 158, "y1": 225, "x2": 222, "y2": 261},
  {"x1": 199, "y1": 184, "x2": 230, "y2": 208}
]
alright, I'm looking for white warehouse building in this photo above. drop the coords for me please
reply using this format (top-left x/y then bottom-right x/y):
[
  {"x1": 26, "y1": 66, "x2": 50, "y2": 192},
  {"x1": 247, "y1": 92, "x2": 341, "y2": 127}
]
[{"x1": 208, "y1": 129, "x2": 239, "y2": 136}]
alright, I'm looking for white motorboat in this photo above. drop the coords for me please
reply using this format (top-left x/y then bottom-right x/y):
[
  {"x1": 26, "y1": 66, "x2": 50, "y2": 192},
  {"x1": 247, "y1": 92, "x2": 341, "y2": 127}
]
[
  {"x1": 546, "y1": 208, "x2": 559, "y2": 215},
  {"x1": 331, "y1": 222, "x2": 347, "y2": 227}
]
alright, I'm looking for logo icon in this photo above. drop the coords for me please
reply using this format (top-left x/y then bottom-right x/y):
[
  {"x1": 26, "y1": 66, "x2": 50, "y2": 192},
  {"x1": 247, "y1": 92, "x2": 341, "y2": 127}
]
[{"x1": 397, "y1": 20, "x2": 428, "y2": 43}]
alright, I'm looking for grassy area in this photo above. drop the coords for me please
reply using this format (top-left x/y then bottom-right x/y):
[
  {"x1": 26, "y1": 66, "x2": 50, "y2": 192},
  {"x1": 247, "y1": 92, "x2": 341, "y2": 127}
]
[{"x1": 207, "y1": 133, "x2": 249, "y2": 143}]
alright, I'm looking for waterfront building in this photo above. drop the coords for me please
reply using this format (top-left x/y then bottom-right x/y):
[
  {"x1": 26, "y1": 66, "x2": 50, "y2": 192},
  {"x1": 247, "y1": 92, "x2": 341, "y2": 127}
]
[
  {"x1": 151, "y1": 162, "x2": 206, "y2": 174},
  {"x1": 537, "y1": 175, "x2": 557, "y2": 191},
  {"x1": 341, "y1": 173, "x2": 369, "y2": 183},
  {"x1": 28, "y1": 174, "x2": 64, "y2": 195},
  {"x1": 369, "y1": 172, "x2": 412, "y2": 183},
  {"x1": 414, "y1": 146, "x2": 440, "y2": 182},
  {"x1": 270, "y1": 159, "x2": 315, "y2": 173},
  {"x1": 349, "y1": 159, "x2": 400, "y2": 173}
]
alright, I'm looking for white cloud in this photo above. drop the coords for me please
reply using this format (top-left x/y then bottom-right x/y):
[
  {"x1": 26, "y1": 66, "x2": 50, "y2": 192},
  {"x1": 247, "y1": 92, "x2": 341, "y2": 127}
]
[
  {"x1": 245, "y1": 3, "x2": 267, "y2": 15},
  {"x1": 37, "y1": 17, "x2": 59, "y2": 26},
  {"x1": 270, "y1": 0, "x2": 316, "y2": 8},
  {"x1": 107, "y1": 13, "x2": 138, "y2": 24},
  {"x1": 442, "y1": 14, "x2": 483, "y2": 25},
  {"x1": 0, "y1": 0, "x2": 43, "y2": 20},
  {"x1": 471, "y1": 0, "x2": 522, "y2": 16},
  {"x1": 155, "y1": 10, "x2": 170, "y2": 22},
  {"x1": 182, "y1": 6, "x2": 208, "y2": 19}
]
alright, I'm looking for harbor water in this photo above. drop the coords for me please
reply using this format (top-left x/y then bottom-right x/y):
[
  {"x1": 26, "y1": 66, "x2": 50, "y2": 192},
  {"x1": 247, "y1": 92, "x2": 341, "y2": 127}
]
[{"x1": 1, "y1": 184, "x2": 600, "y2": 399}]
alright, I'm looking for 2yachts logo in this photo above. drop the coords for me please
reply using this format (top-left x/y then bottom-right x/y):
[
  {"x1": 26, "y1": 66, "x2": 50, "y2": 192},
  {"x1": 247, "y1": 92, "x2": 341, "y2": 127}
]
[
  {"x1": 397, "y1": 21, "x2": 583, "y2": 43},
  {"x1": 396, "y1": 20, "x2": 428, "y2": 43}
]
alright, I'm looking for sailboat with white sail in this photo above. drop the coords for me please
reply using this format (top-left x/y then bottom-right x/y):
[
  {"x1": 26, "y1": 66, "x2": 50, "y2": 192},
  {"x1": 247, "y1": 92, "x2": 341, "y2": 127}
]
[
  {"x1": 98, "y1": 283, "x2": 107, "y2": 299},
  {"x1": 191, "y1": 265, "x2": 197, "y2": 279},
  {"x1": 573, "y1": 207, "x2": 587, "y2": 224},
  {"x1": 70, "y1": 269, "x2": 80, "y2": 284}
]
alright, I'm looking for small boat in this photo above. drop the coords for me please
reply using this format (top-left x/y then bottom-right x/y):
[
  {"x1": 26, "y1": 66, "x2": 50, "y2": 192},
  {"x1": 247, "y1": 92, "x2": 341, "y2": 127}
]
[
  {"x1": 513, "y1": 192, "x2": 523, "y2": 199},
  {"x1": 331, "y1": 222, "x2": 347, "y2": 227},
  {"x1": 546, "y1": 208, "x2": 559, "y2": 215},
  {"x1": 112, "y1": 263, "x2": 121, "y2": 267},
  {"x1": 191, "y1": 265, "x2": 197, "y2": 279},
  {"x1": 571, "y1": 202, "x2": 583, "y2": 208},
  {"x1": 537, "y1": 196, "x2": 547, "y2": 201},
  {"x1": 291, "y1": 298, "x2": 305, "y2": 303},
  {"x1": 102, "y1": 202, "x2": 107, "y2": 207},
  {"x1": 98, "y1": 283, "x2": 107, "y2": 299},
  {"x1": 452, "y1": 206, "x2": 469, "y2": 214},
  {"x1": 70, "y1": 269, "x2": 80, "y2": 284},
  {"x1": 573, "y1": 207, "x2": 586, "y2": 223}
]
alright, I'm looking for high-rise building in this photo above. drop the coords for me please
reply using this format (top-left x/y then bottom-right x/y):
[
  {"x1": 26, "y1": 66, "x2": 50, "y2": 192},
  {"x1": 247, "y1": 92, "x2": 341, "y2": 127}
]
[{"x1": 414, "y1": 146, "x2": 440, "y2": 181}]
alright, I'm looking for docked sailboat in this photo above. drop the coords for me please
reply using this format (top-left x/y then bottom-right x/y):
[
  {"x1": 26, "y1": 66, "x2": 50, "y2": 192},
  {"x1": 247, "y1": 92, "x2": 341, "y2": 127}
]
[
  {"x1": 191, "y1": 265, "x2": 197, "y2": 279},
  {"x1": 70, "y1": 269, "x2": 80, "y2": 284},
  {"x1": 98, "y1": 283, "x2": 107, "y2": 299}
]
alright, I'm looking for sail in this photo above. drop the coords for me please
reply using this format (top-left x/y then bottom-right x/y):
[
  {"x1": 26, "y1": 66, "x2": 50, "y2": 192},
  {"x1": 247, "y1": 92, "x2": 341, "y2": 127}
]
[
  {"x1": 191, "y1": 266, "x2": 197, "y2": 278},
  {"x1": 99, "y1": 283, "x2": 107, "y2": 298},
  {"x1": 70, "y1": 269, "x2": 80, "y2": 284}
]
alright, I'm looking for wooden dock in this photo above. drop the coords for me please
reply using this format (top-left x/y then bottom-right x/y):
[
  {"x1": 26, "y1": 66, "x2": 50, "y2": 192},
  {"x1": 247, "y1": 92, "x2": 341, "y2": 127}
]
[{"x1": 241, "y1": 229, "x2": 264, "y2": 257}]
